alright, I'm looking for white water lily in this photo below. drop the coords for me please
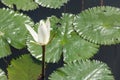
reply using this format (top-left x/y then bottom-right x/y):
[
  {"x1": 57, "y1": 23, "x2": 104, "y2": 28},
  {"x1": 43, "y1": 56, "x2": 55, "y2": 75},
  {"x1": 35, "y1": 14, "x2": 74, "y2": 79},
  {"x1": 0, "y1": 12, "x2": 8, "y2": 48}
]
[{"x1": 25, "y1": 18, "x2": 50, "y2": 45}]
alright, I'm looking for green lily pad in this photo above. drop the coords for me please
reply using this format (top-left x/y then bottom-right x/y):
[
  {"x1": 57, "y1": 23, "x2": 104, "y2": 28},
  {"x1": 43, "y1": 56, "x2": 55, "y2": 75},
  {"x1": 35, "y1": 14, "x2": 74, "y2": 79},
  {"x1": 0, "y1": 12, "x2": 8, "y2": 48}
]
[
  {"x1": 7, "y1": 54, "x2": 42, "y2": 80},
  {"x1": 74, "y1": 6, "x2": 120, "y2": 45},
  {"x1": 64, "y1": 33, "x2": 99, "y2": 62},
  {"x1": 27, "y1": 35, "x2": 63, "y2": 63},
  {"x1": 34, "y1": 0, "x2": 69, "y2": 9},
  {"x1": 0, "y1": 69, "x2": 7, "y2": 80},
  {"x1": 49, "y1": 60, "x2": 114, "y2": 80},
  {"x1": 0, "y1": 37, "x2": 11, "y2": 58},
  {"x1": 0, "y1": 8, "x2": 33, "y2": 49},
  {"x1": 60, "y1": 13, "x2": 99, "y2": 62},
  {"x1": 1, "y1": 0, "x2": 38, "y2": 11}
]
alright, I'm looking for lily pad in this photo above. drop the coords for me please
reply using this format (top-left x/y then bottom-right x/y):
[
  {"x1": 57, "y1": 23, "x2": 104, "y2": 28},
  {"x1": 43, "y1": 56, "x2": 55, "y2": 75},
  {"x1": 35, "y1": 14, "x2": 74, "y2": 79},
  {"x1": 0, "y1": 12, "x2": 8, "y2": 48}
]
[
  {"x1": 0, "y1": 37, "x2": 11, "y2": 58},
  {"x1": 35, "y1": 0, "x2": 69, "y2": 9},
  {"x1": 0, "y1": 8, "x2": 33, "y2": 49},
  {"x1": 7, "y1": 54, "x2": 42, "y2": 80},
  {"x1": 49, "y1": 60, "x2": 114, "y2": 80},
  {"x1": 0, "y1": 69, "x2": 7, "y2": 80},
  {"x1": 74, "y1": 6, "x2": 120, "y2": 45},
  {"x1": 60, "y1": 13, "x2": 99, "y2": 62},
  {"x1": 1, "y1": 0, "x2": 38, "y2": 11}
]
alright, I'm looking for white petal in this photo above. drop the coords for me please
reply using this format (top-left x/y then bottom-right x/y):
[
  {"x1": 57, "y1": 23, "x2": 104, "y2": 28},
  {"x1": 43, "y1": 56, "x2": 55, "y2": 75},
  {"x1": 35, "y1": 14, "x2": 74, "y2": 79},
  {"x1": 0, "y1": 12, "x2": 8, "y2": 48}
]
[
  {"x1": 46, "y1": 18, "x2": 50, "y2": 31},
  {"x1": 45, "y1": 18, "x2": 50, "y2": 42},
  {"x1": 38, "y1": 20, "x2": 50, "y2": 45},
  {"x1": 25, "y1": 24, "x2": 38, "y2": 42}
]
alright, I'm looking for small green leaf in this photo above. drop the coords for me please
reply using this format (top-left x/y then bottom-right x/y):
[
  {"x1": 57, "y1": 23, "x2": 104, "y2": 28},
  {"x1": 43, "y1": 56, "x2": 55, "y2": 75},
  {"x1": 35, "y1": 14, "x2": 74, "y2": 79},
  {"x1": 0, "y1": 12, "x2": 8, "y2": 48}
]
[
  {"x1": 7, "y1": 54, "x2": 42, "y2": 80},
  {"x1": 0, "y1": 8, "x2": 33, "y2": 49},
  {"x1": 0, "y1": 69, "x2": 7, "y2": 80},
  {"x1": 49, "y1": 60, "x2": 114, "y2": 80},
  {"x1": 35, "y1": 0, "x2": 69, "y2": 9},
  {"x1": 0, "y1": 37, "x2": 11, "y2": 58},
  {"x1": 1, "y1": 0, "x2": 38, "y2": 11},
  {"x1": 74, "y1": 6, "x2": 120, "y2": 45}
]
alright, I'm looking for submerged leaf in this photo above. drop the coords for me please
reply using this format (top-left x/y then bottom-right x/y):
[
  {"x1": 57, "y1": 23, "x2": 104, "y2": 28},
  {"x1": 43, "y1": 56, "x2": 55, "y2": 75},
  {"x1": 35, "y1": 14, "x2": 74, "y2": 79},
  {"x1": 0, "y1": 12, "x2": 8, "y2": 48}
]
[
  {"x1": 49, "y1": 60, "x2": 114, "y2": 80},
  {"x1": 74, "y1": 6, "x2": 120, "y2": 45},
  {"x1": 7, "y1": 54, "x2": 42, "y2": 80}
]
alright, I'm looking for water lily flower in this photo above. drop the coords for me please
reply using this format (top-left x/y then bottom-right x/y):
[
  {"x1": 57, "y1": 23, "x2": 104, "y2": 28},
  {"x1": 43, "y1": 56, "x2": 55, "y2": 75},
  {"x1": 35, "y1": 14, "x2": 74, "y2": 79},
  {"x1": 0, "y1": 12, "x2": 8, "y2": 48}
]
[{"x1": 25, "y1": 18, "x2": 50, "y2": 45}]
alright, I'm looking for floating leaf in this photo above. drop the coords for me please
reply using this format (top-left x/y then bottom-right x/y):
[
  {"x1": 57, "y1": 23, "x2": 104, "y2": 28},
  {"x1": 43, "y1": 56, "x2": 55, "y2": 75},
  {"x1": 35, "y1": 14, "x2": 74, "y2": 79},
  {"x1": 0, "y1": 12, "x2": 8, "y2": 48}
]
[
  {"x1": 7, "y1": 54, "x2": 42, "y2": 80},
  {"x1": 0, "y1": 37, "x2": 11, "y2": 58},
  {"x1": 74, "y1": 6, "x2": 120, "y2": 45},
  {"x1": 27, "y1": 35, "x2": 63, "y2": 63},
  {"x1": 1, "y1": 0, "x2": 38, "y2": 11},
  {"x1": 0, "y1": 69, "x2": 7, "y2": 80},
  {"x1": 35, "y1": 0, "x2": 69, "y2": 9},
  {"x1": 64, "y1": 33, "x2": 99, "y2": 62},
  {"x1": 0, "y1": 8, "x2": 33, "y2": 49},
  {"x1": 60, "y1": 13, "x2": 99, "y2": 62},
  {"x1": 49, "y1": 60, "x2": 114, "y2": 80}
]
